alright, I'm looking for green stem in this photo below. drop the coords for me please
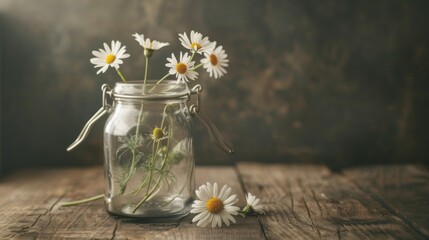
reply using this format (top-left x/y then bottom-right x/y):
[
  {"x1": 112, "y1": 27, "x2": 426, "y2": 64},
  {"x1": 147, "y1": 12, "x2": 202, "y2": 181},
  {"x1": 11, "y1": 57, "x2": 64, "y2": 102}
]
[
  {"x1": 192, "y1": 62, "x2": 204, "y2": 71},
  {"x1": 128, "y1": 104, "x2": 171, "y2": 197},
  {"x1": 132, "y1": 105, "x2": 172, "y2": 212},
  {"x1": 160, "y1": 105, "x2": 169, "y2": 128},
  {"x1": 161, "y1": 168, "x2": 192, "y2": 207},
  {"x1": 132, "y1": 176, "x2": 163, "y2": 213},
  {"x1": 120, "y1": 75, "x2": 148, "y2": 194},
  {"x1": 60, "y1": 194, "x2": 104, "y2": 207},
  {"x1": 120, "y1": 149, "x2": 137, "y2": 194},
  {"x1": 144, "y1": 56, "x2": 149, "y2": 85},
  {"x1": 145, "y1": 141, "x2": 157, "y2": 195},
  {"x1": 120, "y1": 90, "x2": 145, "y2": 195},
  {"x1": 131, "y1": 171, "x2": 151, "y2": 196},
  {"x1": 156, "y1": 73, "x2": 171, "y2": 84},
  {"x1": 189, "y1": 50, "x2": 197, "y2": 61},
  {"x1": 116, "y1": 69, "x2": 127, "y2": 82}
]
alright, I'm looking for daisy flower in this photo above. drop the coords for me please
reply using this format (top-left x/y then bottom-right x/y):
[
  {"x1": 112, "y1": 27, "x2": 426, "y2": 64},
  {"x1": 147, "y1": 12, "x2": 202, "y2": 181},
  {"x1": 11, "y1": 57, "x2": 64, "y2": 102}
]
[
  {"x1": 201, "y1": 44, "x2": 229, "y2": 79},
  {"x1": 191, "y1": 182, "x2": 240, "y2": 228},
  {"x1": 179, "y1": 31, "x2": 215, "y2": 54},
  {"x1": 150, "y1": 127, "x2": 168, "y2": 142},
  {"x1": 165, "y1": 52, "x2": 198, "y2": 83},
  {"x1": 132, "y1": 33, "x2": 169, "y2": 57},
  {"x1": 90, "y1": 40, "x2": 130, "y2": 75},
  {"x1": 241, "y1": 192, "x2": 264, "y2": 216},
  {"x1": 147, "y1": 126, "x2": 168, "y2": 144}
]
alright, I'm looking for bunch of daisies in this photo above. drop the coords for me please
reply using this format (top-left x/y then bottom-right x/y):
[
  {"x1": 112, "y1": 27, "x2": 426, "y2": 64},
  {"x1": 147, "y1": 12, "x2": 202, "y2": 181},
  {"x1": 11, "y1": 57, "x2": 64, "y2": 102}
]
[
  {"x1": 89, "y1": 31, "x2": 259, "y2": 228},
  {"x1": 90, "y1": 30, "x2": 229, "y2": 84},
  {"x1": 191, "y1": 182, "x2": 264, "y2": 228}
]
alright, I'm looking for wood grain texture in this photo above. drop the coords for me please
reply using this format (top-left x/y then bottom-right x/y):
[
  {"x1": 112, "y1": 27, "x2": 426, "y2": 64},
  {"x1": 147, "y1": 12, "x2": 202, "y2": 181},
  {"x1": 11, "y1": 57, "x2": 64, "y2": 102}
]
[
  {"x1": 1, "y1": 164, "x2": 428, "y2": 239},
  {"x1": 345, "y1": 165, "x2": 429, "y2": 238},
  {"x1": 0, "y1": 166, "x2": 263, "y2": 239},
  {"x1": 113, "y1": 166, "x2": 265, "y2": 240},
  {"x1": 0, "y1": 167, "x2": 115, "y2": 239},
  {"x1": 236, "y1": 163, "x2": 427, "y2": 240}
]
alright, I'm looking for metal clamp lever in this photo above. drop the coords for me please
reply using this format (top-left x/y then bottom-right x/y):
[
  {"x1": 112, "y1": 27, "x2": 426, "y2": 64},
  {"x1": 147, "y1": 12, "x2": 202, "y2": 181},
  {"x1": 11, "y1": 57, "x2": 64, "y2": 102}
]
[
  {"x1": 189, "y1": 85, "x2": 234, "y2": 154},
  {"x1": 66, "y1": 84, "x2": 112, "y2": 151}
]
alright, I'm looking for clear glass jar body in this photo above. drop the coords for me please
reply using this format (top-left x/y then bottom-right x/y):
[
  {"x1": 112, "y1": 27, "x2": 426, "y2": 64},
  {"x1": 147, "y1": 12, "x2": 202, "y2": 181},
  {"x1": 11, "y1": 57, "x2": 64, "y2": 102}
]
[{"x1": 103, "y1": 81, "x2": 194, "y2": 218}]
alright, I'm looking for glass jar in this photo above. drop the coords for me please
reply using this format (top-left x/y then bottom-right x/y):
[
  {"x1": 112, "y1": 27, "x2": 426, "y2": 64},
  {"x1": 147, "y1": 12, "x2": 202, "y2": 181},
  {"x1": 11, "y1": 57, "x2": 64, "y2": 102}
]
[
  {"x1": 67, "y1": 80, "x2": 232, "y2": 219},
  {"x1": 104, "y1": 81, "x2": 194, "y2": 218}
]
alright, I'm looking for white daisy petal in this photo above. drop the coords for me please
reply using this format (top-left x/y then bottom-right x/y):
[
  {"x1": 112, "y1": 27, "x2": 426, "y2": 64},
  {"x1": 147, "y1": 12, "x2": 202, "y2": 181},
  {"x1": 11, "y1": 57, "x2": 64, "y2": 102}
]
[
  {"x1": 191, "y1": 182, "x2": 239, "y2": 228},
  {"x1": 96, "y1": 64, "x2": 109, "y2": 74},
  {"x1": 133, "y1": 33, "x2": 169, "y2": 51},
  {"x1": 201, "y1": 44, "x2": 228, "y2": 79},
  {"x1": 196, "y1": 190, "x2": 208, "y2": 201},
  {"x1": 165, "y1": 51, "x2": 199, "y2": 83},
  {"x1": 218, "y1": 185, "x2": 228, "y2": 200},
  {"x1": 225, "y1": 205, "x2": 240, "y2": 213},
  {"x1": 220, "y1": 211, "x2": 230, "y2": 226},
  {"x1": 253, "y1": 198, "x2": 260, "y2": 206},
  {"x1": 245, "y1": 193, "x2": 264, "y2": 214},
  {"x1": 213, "y1": 183, "x2": 219, "y2": 198},
  {"x1": 192, "y1": 211, "x2": 208, "y2": 222},
  {"x1": 90, "y1": 58, "x2": 102, "y2": 64},
  {"x1": 190, "y1": 204, "x2": 206, "y2": 213},
  {"x1": 226, "y1": 212, "x2": 237, "y2": 223},
  {"x1": 116, "y1": 47, "x2": 126, "y2": 57},
  {"x1": 90, "y1": 41, "x2": 129, "y2": 76},
  {"x1": 192, "y1": 199, "x2": 204, "y2": 206},
  {"x1": 92, "y1": 50, "x2": 104, "y2": 58},
  {"x1": 112, "y1": 40, "x2": 120, "y2": 54},
  {"x1": 220, "y1": 187, "x2": 232, "y2": 201},
  {"x1": 254, "y1": 205, "x2": 263, "y2": 211},
  {"x1": 211, "y1": 216, "x2": 217, "y2": 228},
  {"x1": 103, "y1": 42, "x2": 111, "y2": 53},
  {"x1": 204, "y1": 214, "x2": 213, "y2": 227},
  {"x1": 216, "y1": 214, "x2": 222, "y2": 228},
  {"x1": 179, "y1": 30, "x2": 214, "y2": 54},
  {"x1": 224, "y1": 194, "x2": 238, "y2": 204}
]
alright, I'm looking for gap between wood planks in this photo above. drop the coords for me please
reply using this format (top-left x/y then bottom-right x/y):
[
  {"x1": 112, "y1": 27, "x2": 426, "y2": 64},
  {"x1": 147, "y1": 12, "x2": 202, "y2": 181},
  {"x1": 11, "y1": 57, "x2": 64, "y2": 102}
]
[
  {"x1": 1, "y1": 164, "x2": 428, "y2": 240},
  {"x1": 344, "y1": 165, "x2": 429, "y2": 238},
  {"x1": 234, "y1": 165, "x2": 269, "y2": 240},
  {"x1": 235, "y1": 163, "x2": 429, "y2": 240}
]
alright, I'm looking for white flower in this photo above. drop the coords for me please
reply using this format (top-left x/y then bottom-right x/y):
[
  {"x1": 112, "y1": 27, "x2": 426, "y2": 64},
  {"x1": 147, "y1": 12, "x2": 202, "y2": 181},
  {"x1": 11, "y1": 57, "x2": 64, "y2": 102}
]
[
  {"x1": 90, "y1": 41, "x2": 130, "y2": 74},
  {"x1": 243, "y1": 192, "x2": 263, "y2": 215},
  {"x1": 148, "y1": 126, "x2": 168, "y2": 143},
  {"x1": 191, "y1": 182, "x2": 240, "y2": 228},
  {"x1": 165, "y1": 52, "x2": 198, "y2": 83},
  {"x1": 201, "y1": 44, "x2": 229, "y2": 79},
  {"x1": 179, "y1": 31, "x2": 215, "y2": 54},
  {"x1": 132, "y1": 33, "x2": 169, "y2": 51}
]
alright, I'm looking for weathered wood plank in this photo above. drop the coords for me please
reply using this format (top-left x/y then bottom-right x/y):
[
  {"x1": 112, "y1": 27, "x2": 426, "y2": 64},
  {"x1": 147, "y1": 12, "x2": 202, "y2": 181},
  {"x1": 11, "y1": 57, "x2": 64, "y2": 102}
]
[
  {"x1": 3, "y1": 164, "x2": 428, "y2": 240},
  {"x1": 0, "y1": 166, "x2": 264, "y2": 239},
  {"x1": 0, "y1": 167, "x2": 116, "y2": 239},
  {"x1": 345, "y1": 165, "x2": 429, "y2": 238},
  {"x1": 237, "y1": 163, "x2": 426, "y2": 240},
  {"x1": 113, "y1": 166, "x2": 265, "y2": 240}
]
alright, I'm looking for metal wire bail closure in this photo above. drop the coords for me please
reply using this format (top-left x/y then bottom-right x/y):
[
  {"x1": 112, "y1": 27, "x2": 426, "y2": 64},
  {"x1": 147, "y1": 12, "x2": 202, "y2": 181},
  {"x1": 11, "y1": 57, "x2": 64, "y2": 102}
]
[
  {"x1": 189, "y1": 85, "x2": 234, "y2": 154},
  {"x1": 66, "y1": 84, "x2": 112, "y2": 151},
  {"x1": 67, "y1": 83, "x2": 233, "y2": 155}
]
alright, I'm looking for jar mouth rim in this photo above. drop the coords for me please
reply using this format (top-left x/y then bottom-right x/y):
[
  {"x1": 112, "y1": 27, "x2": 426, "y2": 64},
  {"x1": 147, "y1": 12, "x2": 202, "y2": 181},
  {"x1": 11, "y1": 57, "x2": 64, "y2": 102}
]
[
  {"x1": 115, "y1": 80, "x2": 182, "y2": 86},
  {"x1": 112, "y1": 80, "x2": 190, "y2": 100}
]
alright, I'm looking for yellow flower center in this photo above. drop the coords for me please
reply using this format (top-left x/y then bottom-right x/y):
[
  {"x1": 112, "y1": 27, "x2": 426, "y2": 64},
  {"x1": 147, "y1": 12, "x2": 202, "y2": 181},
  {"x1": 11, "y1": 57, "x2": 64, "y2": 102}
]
[
  {"x1": 176, "y1": 63, "x2": 187, "y2": 74},
  {"x1": 206, "y1": 197, "x2": 224, "y2": 214},
  {"x1": 191, "y1": 43, "x2": 202, "y2": 50},
  {"x1": 152, "y1": 127, "x2": 164, "y2": 140},
  {"x1": 210, "y1": 54, "x2": 218, "y2": 65},
  {"x1": 105, "y1": 54, "x2": 116, "y2": 64}
]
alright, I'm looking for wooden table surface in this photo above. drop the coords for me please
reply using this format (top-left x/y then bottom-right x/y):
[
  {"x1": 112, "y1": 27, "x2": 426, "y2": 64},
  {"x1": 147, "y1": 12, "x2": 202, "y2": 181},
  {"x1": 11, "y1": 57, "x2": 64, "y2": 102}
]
[{"x1": 0, "y1": 163, "x2": 428, "y2": 240}]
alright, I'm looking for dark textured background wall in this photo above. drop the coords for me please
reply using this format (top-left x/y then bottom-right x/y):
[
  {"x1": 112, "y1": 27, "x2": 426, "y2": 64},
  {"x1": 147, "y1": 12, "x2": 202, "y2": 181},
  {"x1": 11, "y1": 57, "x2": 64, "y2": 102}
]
[{"x1": 1, "y1": 0, "x2": 428, "y2": 171}]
